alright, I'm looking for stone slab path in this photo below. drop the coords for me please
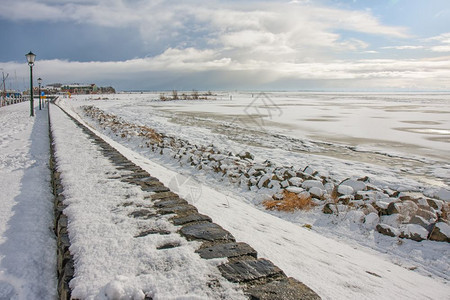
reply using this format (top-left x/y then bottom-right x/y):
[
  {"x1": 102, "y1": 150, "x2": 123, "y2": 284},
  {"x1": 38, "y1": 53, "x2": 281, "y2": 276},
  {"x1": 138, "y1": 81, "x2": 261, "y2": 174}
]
[{"x1": 50, "y1": 102, "x2": 320, "y2": 299}]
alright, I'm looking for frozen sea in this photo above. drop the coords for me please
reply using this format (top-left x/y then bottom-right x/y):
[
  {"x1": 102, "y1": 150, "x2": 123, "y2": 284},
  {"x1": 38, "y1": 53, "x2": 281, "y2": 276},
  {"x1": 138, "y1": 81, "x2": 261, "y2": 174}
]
[{"x1": 72, "y1": 91, "x2": 450, "y2": 190}]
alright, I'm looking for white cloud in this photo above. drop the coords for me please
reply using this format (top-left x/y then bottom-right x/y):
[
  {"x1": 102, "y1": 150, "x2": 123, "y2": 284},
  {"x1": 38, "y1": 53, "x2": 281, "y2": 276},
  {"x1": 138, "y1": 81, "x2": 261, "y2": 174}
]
[
  {"x1": 382, "y1": 45, "x2": 424, "y2": 50},
  {"x1": 3, "y1": 52, "x2": 450, "y2": 90}
]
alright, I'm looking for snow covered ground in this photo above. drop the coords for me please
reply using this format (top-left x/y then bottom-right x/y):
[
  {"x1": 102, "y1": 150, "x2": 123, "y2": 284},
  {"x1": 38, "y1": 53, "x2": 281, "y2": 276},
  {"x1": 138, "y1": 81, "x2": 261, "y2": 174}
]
[
  {"x1": 58, "y1": 92, "x2": 449, "y2": 299},
  {"x1": 1, "y1": 94, "x2": 449, "y2": 299},
  {"x1": 0, "y1": 102, "x2": 56, "y2": 299}
]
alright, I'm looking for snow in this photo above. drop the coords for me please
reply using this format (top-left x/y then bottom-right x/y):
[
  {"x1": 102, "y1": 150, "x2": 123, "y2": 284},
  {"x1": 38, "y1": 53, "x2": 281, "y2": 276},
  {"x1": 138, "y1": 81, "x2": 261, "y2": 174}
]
[
  {"x1": 59, "y1": 94, "x2": 449, "y2": 299},
  {"x1": 437, "y1": 188, "x2": 450, "y2": 201},
  {"x1": 49, "y1": 104, "x2": 244, "y2": 299},
  {"x1": 1, "y1": 93, "x2": 449, "y2": 299},
  {"x1": 0, "y1": 103, "x2": 56, "y2": 299}
]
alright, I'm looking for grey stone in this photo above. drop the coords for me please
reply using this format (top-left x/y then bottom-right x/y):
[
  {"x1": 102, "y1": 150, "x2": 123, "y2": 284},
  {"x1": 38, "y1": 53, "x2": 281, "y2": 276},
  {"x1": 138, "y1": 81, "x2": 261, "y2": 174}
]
[
  {"x1": 135, "y1": 229, "x2": 171, "y2": 237},
  {"x1": 171, "y1": 213, "x2": 212, "y2": 226},
  {"x1": 245, "y1": 277, "x2": 320, "y2": 300},
  {"x1": 154, "y1": 198, "x2": 188, "y2": 208},
  {"x1": 196, "y1": 242, "x2": 257, "y2": 259},
  {"x1": 158, "y1": 204, "x2": 198, "y2": 215},
  {"x1": 142, "y1": 185, "x2": 171, "y2": 193},
  {"x1": 429, "y1": 222, "x2": 450, "y2": 242},
  {"x1": 322, "y1": 203, "x2": 333, "y2": 214},
  {"x1": 180, "y1": 222, "x2": 235, "y2": 242},
  {"x1": 129, "y1": 209, "x2": 157, "y2": 219},
  {"x1": 218, "y1": 258, "x2": 284, "y2": 283},
  {"x1": 376, "y1": 224, "x2": 399, "y2": 237},
  {"x1": 149, "y1": 191, "x2": 179, "y2": 200},
  {"x1": 387, "y1": 202, "x2": 400, "y2": 215},
  {"x1": 157, "y1": 242, "x2": 181, "y2": 250}
]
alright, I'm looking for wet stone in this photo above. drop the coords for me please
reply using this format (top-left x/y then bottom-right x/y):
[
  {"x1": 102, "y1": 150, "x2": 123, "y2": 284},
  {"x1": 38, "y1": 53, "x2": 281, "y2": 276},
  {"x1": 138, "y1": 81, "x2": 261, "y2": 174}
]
[
  {"x1": 129, "y1": 209, "x2": 157, "y2": 219},
  {"x1": 245, "y1": 277, "x2": 320, "y2": 300},
  {"x1": 154, "y1": 198, "x2": 189, "y2": 208},
  {"x1": 142, "y1": 185, "x2": 171, "y2": 193},
  {"x1": 148, "y1": 191, "x2": 180, "y2": 201},
  {"x1": 218, "y1": 258, "x2": 284, "y2": 283},
  {"x1": 180, "y1": 222, "x2": 234, "y2": 242},
  {"x1": 135, "y1": 229, "x2": 171, "y2": 237},
  {"x1": 158, "y1": 204, "x2": 198, "y2": 215},
  {"x1": 196, "y1": 242, "x2": 257, "y2": 260},
  {"x1": 171, "y1": 213, "x2": 212, "y2": 226},
  {"x1": 138, "y1": 176, "x2": 160, "y2": 183},
  {"x1": 157, "y1": 242, "x2": 181, "y2": 250},
  {"x1": 126, "y1": 171, "x2": 151, "y2": 178}
]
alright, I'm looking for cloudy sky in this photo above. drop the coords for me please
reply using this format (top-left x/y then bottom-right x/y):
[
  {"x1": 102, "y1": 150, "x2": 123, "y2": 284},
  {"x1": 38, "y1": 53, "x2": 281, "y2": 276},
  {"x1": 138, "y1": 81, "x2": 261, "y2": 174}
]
[{"x1": 1, "y1": 0, "x2": 450, "y2": 91}]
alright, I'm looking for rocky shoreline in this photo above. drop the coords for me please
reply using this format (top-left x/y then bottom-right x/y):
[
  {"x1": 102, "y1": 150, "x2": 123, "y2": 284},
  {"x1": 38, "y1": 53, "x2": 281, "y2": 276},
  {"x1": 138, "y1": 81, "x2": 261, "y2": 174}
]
[{"x1": 82, "y1": 105, "x2": 450, "y2": 243}]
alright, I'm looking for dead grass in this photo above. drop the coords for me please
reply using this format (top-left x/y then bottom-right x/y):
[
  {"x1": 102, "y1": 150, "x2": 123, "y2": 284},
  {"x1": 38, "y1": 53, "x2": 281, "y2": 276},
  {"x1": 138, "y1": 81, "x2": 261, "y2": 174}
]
[{"x1": 263, "y1": 190, "x2": 315, "y2": 212}]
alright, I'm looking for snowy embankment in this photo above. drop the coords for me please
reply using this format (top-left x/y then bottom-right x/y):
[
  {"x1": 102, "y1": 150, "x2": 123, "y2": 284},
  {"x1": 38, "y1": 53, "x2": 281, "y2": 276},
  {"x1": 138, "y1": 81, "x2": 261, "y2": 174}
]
[
  {"x1": 58, "y1": 96, "x2": 450, "y2": 299},
  {"x1": 0, "y1": 103, "x2": 56, "y2": 299},
  {"x1": 49, "y1": 103, "x2": 245, "y2": 299}
]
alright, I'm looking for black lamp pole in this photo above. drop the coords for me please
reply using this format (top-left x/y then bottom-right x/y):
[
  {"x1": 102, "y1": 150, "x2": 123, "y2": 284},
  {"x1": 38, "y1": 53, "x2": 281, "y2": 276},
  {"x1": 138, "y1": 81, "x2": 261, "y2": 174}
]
[
  {"x1": 25, "y1": 51, "x2": 36, "y2": 117},
  {"x1": 38, "y1": 77, "x2": 42, "y2": 110}
]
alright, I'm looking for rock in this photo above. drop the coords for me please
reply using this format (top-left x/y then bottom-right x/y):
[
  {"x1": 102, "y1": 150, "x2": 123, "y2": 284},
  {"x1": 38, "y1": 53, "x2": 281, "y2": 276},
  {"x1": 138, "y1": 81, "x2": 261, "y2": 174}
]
[
  {"x1": 258, "y1": 175, "x2": 271, "y2": 189},
  {"x1": 218, "y1": 258, "x2": 284, "y2": 283},
  {"x1": 286, "y1": 186, "x2": 304, "y2": 194},
  {"x1": 302, "y1": 180, "x2": 325, "y2": 191},
  {"x1": 429, "y1": 222, "x2": 450, "y2": 242},
  {"x1": 303, "y1": 166, "x2": 317, "y2": 176},
  {"x1": 288, "y1": 177, "x2": 303, "y2": 187},
  {"x1": 324, "y1": 182, "x2": 334, "y2": 194},
  {"x1": 415, "y1": 208, "x2": 437, "y2": 223},
  {"x1": 427, "y1": 199, "x2": 443, "y2": 210},
  {"x1": 387, "y1": 202, "x2": 401, "y2": 215},
  {"x1": 309, "y1": 187, "x2": 324, "y2": 199},
  {"x1": 409, "y1": 215, "x2": 430, "y2": 229},
  {"x1": 323, "y1": 203, "x2": 334, "y2": 214},
  {"x1": 362, "y1": 204, "x2": 378, "y2": 215},
  {"x1": 337, "y1": 185, "x2": 354, "y2": 196},
  {"x1": 245, "y1": 277, "x2": 320, "y2": 300},
  {"x1": 338, "y1": 196, "x2": 352, "y2": 205},
  {"x1": 400, "y1": 224, "x2": 428, "y2": 242},
  {"x1": 380, "y1": 214, "x2": 403, "y2": 228},
  {"x1": 376, "y1": 224, "x2": 400, "y2": 237},
  {"x1": 237, "y1": 151, "x2": 254, "y2": 160},
  {"x1": 180, "y1": 223, "x2": 235, "y2": 242},
  {"x1": 196, "y1": 242, "x2": 257, "y2": 259},
  {"x1": 340, "y1": 179, "x2": 366, "y2": 192},
  {"x1": 364, "y1": 212, "x2": 379, "y2": 229}
]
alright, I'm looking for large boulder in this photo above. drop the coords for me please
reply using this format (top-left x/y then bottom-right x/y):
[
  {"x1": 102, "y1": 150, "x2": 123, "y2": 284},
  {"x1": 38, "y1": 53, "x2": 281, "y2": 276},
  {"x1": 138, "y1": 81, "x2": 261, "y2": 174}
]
[
  {"x1": 400, "y1": 224, "x2": 428, "y2": 242},
  {"x1": 340, "y1": 179, "x2": 366, "y2": 193},
  {"x1": 376, "y1": 224, "x2": 400, "y2": 237},
  {"x1": 364, "y1": 212, "x2": 379, "y2": 230},
  {"x1": 429, "y1": 222, "x2": 450, "y2": 243}
]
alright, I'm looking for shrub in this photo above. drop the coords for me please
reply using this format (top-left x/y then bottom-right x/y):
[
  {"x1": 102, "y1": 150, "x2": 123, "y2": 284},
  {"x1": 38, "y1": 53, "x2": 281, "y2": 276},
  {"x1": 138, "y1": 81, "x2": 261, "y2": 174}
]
[{"x1": 263, "y1": 190, "x2": 315, "y2": 212}]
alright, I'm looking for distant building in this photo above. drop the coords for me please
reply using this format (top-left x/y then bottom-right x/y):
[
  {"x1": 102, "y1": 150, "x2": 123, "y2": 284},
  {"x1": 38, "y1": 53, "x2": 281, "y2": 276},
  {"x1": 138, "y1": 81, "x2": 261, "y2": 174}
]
[{"x1": 61, "y1": 83, "x2": 98, "y2": 94}]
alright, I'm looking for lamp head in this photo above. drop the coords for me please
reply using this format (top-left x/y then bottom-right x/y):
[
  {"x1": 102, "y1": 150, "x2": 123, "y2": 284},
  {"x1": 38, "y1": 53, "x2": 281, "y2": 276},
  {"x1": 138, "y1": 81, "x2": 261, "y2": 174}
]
[
  {"x1": 25, "y1": 51, "x2": 36, "y2": 66},
  {"x1": 37, "y1": 77, "x2": 42, "y2": 84}
]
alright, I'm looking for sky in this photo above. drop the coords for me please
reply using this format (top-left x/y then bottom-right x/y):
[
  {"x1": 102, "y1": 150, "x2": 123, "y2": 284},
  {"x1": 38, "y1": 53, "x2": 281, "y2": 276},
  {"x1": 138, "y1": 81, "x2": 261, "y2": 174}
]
[{"x1": 0, "y1": 0, "x2": 450, "y2": 91}]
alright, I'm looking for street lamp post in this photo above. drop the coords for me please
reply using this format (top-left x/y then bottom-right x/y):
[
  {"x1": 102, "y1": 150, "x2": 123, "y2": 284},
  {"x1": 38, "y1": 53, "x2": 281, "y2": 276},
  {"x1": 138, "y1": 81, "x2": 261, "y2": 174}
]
[
  {"x1": 38, "y1": 77, "x2": 42, "y2": 110},
  {"x1": 25, "y1": 51, "x2": 36, "y2": 117}
]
